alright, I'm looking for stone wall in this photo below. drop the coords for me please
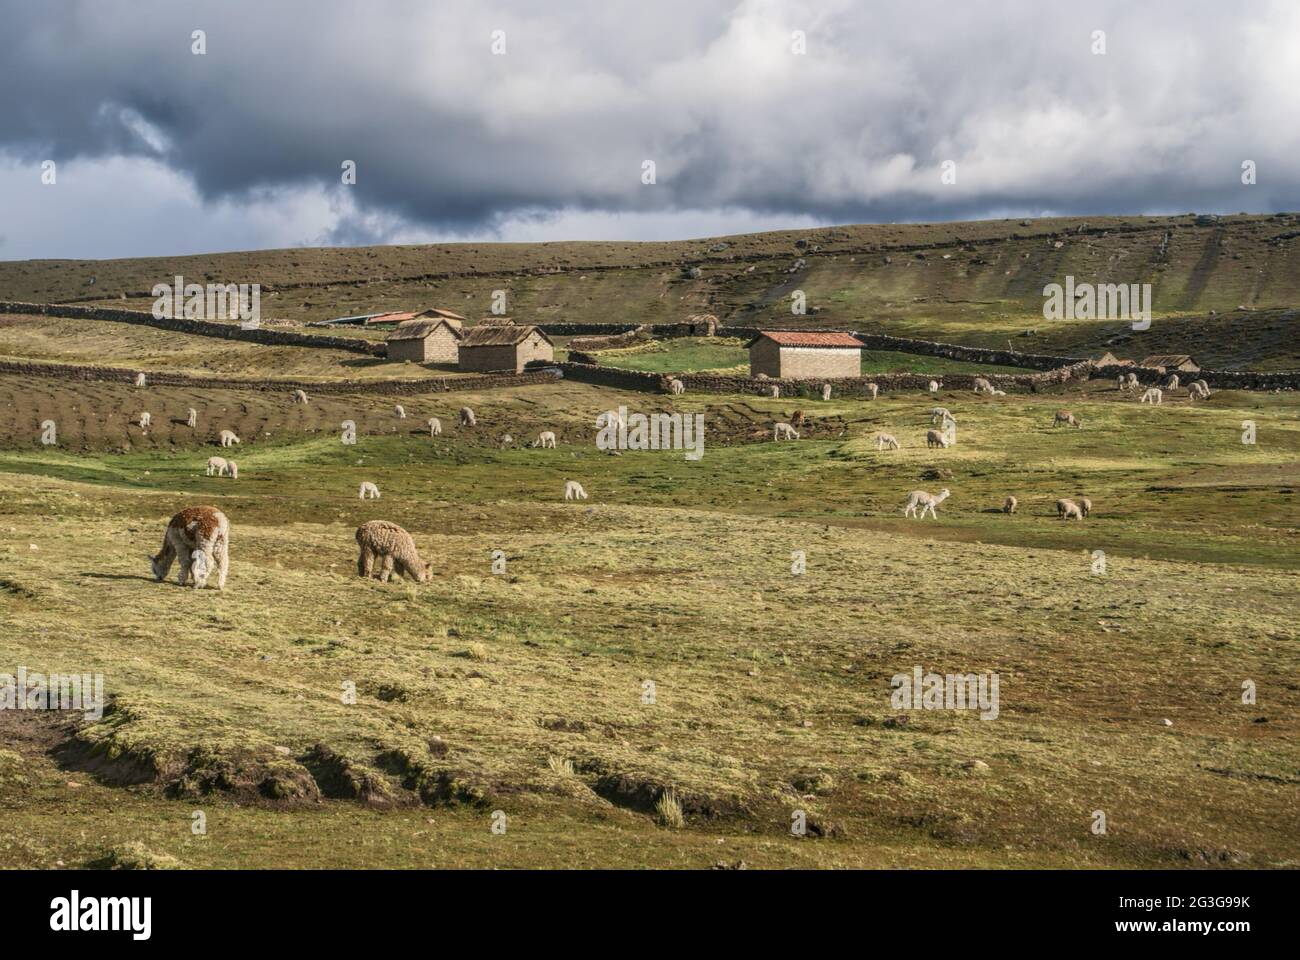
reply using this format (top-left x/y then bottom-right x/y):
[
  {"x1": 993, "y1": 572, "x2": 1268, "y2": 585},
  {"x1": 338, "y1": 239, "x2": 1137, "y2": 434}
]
[
  {"x1": 0, "y1": 358, "x2": 560, "y2": 396},
  {"x1": 0, "y1": 301, "x2": 384, "y2": 355},
  {"x1": 1091, "y1": 364, "x2": 1299, "y2": 391}
]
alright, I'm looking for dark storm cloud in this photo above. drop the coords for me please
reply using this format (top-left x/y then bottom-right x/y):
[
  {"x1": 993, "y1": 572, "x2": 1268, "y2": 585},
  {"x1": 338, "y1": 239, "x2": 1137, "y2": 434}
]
[{"x1": 1, "y1": 0, "x2": 1297, "y2": 257}]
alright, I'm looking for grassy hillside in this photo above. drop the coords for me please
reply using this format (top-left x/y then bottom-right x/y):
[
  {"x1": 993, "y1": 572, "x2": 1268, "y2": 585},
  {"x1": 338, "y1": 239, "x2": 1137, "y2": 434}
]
[
  {"x1": 3, "y1": 214, "x2": 1299, "y2": 368},
  {"x1": 1, "y1": 373, "x2": 1296, "y2": 869}
]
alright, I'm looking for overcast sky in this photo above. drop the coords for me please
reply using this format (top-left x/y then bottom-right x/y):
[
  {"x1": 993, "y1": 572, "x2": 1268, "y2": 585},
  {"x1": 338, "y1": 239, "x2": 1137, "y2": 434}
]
[{"x1": 1, "y1": 0, "x2": 1297, "y2": 260}]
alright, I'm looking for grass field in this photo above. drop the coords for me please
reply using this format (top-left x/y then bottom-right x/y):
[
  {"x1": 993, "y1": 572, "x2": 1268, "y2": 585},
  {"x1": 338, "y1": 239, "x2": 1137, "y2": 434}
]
[{"x1": 1, "y1": 366, "x2": 1296, "y2": 869}]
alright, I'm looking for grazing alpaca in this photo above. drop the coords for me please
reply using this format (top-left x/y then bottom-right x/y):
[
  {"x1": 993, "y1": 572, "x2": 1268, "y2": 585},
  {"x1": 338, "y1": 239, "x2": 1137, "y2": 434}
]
[
  {"x1": 564, "y1": 480, "x2": 588, "y2": 501},
  {"x1": 875, "y1": 432, "x2": 900, "y2": 451},
  {"x1": 973, "y1": 377, "x2": 993, "y2": 394},
  {"x1": 1053, "y1": 410, "x2": 1082, "y2": 428},
  {"x1": 394, "y1": 404, "x2": 406, "y2": 419},
  {"x1": 206, "y1": 456, "x2": 229, "y2": 476},
  {"x1": 1056, "y1": 498, "x2": 1083, "y2": 520},
  {"x1": 866, "y1": 383, "x2": 879, "y2": 399},
  {"x1": 925, "y1": 429, "x2": 950, "y2": 448},
  {"x1": 1140, "y1": 387, "x2": 1163, "y2": 405},
  {"x1": 459, "y1": 407, "x2": 476, "y2": 427},
  {"x1": 1003, "y1": 495, "x2": 1017, "y2": 514},
  {"x1": 150, "y1": 506, "x2": 229, "y2": 590},
  {"x1": 225, "y1": 460, "x2": 238, "y2": 480},
  {"x1": 186, "y1": 408, "x2": 197, "y2": 428},
  {"x1": 499, "y1": 434, "x2": 513, "y2": 448},
  {"x1": 769, "y1": 385, "x2": 780, "y2": 398},
  {"x1": 134, "y1": 372, "x2": 146, "y2": 388},
  {"x1": 533, "y1": 430, "x2": 557, "y2": 449},
  {"x1": 1192, "y1": 379, "x2": 1211, "y2": 397},
  {"x1": 1078, "y1": 495, "x2": 1092, "y2": 518},
  {"x1": 930, "y1": 408, "x2": 954, "y2": 426},
  {"x1": 1125, "y1": 372, "x2": 1139, "y2": 390},
  {"x1": 1188, "y1": 381, "x2": 1210, "y2": 401},
  {"x1": 359, "y1": 481, "x2": 380, "y2": 500},
  {"x1": 219, "y1": 429, "x2": 240, "y2": 447},
  {"x1": 1116, "y1": 375, "x2": 1126, "y2": 390},
  {"x1": 904, "y1": 488, "x2": 950, "y2": 519},
  {"x1": 427, "y1": 417, "x2": 442, "y2": 436},
  {"x1": 355, "y1": 520, "x2": 429, "y2": 583},
  {"x1": 773, "y1": 422, "x2": 800, "y2": 441},
  {"x1": 928, "y1": 380, "x2": 941, "y2": 393},
  {"x1": 821, "y1": 383, "x2": 832, "y2": 401},
  {"x1": 137, "y1": 412, "x2": 152, "y2": 429},
  {"x1": 291, "y1": 389, "x2": 309, "y2": 404},
  {"x1": 668, "y1": 377, "x2": 686, "y2": 395},
  {"x1": 1165, "y1": 374, "x2": 1180, "y2": 390}
]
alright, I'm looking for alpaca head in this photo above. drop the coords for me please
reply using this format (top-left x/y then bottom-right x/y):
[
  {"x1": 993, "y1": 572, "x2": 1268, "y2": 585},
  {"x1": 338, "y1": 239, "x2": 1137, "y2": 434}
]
[
  {"x1": 149, "y1": 553, "x2": 166, "y2": 581},
  {"x1": 938, "y1": 488, "x2": 951, "y2": 501}
]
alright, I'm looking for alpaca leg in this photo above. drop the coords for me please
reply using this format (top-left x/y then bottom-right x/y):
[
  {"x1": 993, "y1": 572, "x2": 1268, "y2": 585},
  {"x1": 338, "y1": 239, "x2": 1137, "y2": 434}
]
[
  {"x1": 216, "y1": 538, "x2": 229, "y2": 590},
  {"x1": 358, "y1": 546, "x2": 374, "y2": 579},
  {"x1": 176, "y1": 547, "x2": 192, "y2": 586},
  {"x1": 379, "y1": 554, "x2": 395, "y2": 583}
]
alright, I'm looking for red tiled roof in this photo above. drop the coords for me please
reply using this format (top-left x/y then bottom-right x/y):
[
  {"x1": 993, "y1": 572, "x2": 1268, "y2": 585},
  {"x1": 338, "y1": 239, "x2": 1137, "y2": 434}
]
[{"x1": 753, "y1": 331, "x2": 862, "y2": 348}]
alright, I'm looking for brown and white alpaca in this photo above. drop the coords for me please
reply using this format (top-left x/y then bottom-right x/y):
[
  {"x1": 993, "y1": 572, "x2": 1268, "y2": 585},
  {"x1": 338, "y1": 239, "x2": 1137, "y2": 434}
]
[
  {"x1": 359, "y1": 481, "x2": 380, "y2": 500},
  {"x1": 904, "y1": 488, "x2": 950, "y2": 519},
  {"x1": 1053, "y1": 410, "x2": 1082, "y2": 428},
  {"x1": 150, "y1": 506, "x2": 229, "y2": 590},
  {"x1": 459, "y1": 406, "x2": 476, "y2": 427},
  {"x1": 564, "y1": 480, "x2": 588, "y2": 501},
  {"x1": 427, "y1": 417, "x2": 442, "y2": 436},
  {"x1": 355, "y1": 520, "x2": 429, "y2": 583},
  {"x1": 218, "y1": 429, "x2": 240, "y2": 447}
]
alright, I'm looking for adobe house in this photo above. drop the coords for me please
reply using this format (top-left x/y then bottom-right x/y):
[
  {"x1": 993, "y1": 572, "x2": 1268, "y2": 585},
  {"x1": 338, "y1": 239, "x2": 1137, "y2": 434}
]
[
  {"x1": 747, "y1": 330, "x2": 862, "y2": 380},
  {"x1": 458, "y1": 323, "x2": 554, "y2": 373},
  {"x1": 1140, "y1": 354, "x2": 1200, "y2": 373},
  {"x1": 385, "y1": 315, "x2": 464, "y2": 363}
]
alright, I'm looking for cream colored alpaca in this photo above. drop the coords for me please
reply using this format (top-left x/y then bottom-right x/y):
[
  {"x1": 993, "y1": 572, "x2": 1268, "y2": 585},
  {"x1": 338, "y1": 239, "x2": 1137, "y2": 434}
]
[
  {"x1": 134, "y1": 372, "x2": 146, "y2": 388},
  {"x1": 291, "y1": 389, "x2": 309, "y2": 404},
  {"x1": 219, "y1": 429, "x2": 240, "y2": 446},
  {"x1": 1140, "y1": 387, "x2": 1163, "y2": 405},
  {"x1": 930, "y1": 407, "x2": 954, "y2": 426},
  {"x1": 427, "y1": 417, "x2": 442, "y2": 436},
  {"x1": 225, "y1": 460, "x2": 238, "y2": 480},
  {"x1": 206, "y1": 456, "x2": 229, "y2": 476},
  {"x1": 151, "y1": 506, "x2": 229, "y2": 590},
  {"x1": 1003, "y1": 495, "x2": 1017, "y2": 514},
  {"x1": 1054, "y1": 410, "x2": 1082, "y2": 428},
  {"x1": 355, "y1": 520, "x2": 429, "y2": 583},
  {"x1": 1078, "y1": 495, "x2": 1092, "y2": 518},
  {"x1": 394, "y1": 404, "x2": 406, "y2": 419},
  {"x1": 1056, "y1": 498, "x2": 1083, "y2": 520},
  {"x1": 1165, "y1": 374, "x2": 1180, "y2": 390},
  {"x1": 821, "y1": 383, "x2": 832, "y2": 401},
  {"x1": 1188, "y1": 381, "x2": 1210, "y2": 401},
  {"x1": 668, "y1": 377, "x2": 685, "y2": 395},
  {"x1": 186, "y1": 408, "x2": 197, "y2": 428},
  {"x1": 904, "y1": 488, "x2": 950, "y2": 519},
  {"x1": 137, "y1": 412, "x2": 152, "y2": 429},
  {"x1": 990, "y1": 388, "x2": 1006, "y2": 396},
  {"x1": 359, "y1": 481, "x2": 380, "y2": 500},
  {"x1": 875, "y1": 432, "x2": 900, "y2": 451},
  {"x1": 866, "y1": 383, "x2": 879, "y2": 399},
  {"x1": 499, "y1": 434, "x2": 513, "y2": 449},
  {"x1": 1192, "y1": 379, "x2": 1211, "y2": 397},
  {"x1": 1116, "y1": 375, "x2": 1127, "y2": 391},
  {"x1": 773, "y1": 422, "x2": 799, "y2": 441},
  {"x1": 973, "y1": 377, "x2": 993, "y2": 394},
  {"x1": 769, "y1": 385, "x2": 780, "y2": 398},
  {"x1": 926, "y1": 429, "x2": 950, "y2": 448},
  {"x1": 564, "y1": 480, "x2": 588, "y2": 501},
  {"x1": 459, "y1": 407, "x2": 476, "y2": 427},
  {"x1": 533, "y1": 430, "x2": 557, "y2": 449},
  {"x1": 1125, "y1": 372, "x2": 1139, "y2": 390},
  {"x1": 928, "y1": 380, "x2": 941, "y2": 393}
]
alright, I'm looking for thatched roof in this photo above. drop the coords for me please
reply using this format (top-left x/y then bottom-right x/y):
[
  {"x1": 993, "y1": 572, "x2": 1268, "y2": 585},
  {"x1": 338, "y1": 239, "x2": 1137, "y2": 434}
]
[
  {"x1": 748, "y1": 330, "x2": 862, "y2": 348},
  {"x1": 1141, "y1": 354, "x2": 1196, "y2": 368},
  {"x1": 386, "y1": 318, "x2": 465, "y2": 342},
  {"x1": 460, "y1": 324, "x2": 553, "y2": 348}
]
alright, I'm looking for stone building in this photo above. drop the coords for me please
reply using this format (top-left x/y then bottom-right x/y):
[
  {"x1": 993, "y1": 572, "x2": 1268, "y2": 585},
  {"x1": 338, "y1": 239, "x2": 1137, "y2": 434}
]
[
  {"x1": 385, "y1": 315, "x2": 465, "y2": 363},
  {"x1": 1140, "y1": 354, "x2": 1200, "y2": 373},
  {"x1": 747, "y1": 331, "x2": 862, "y2": 379},
  {"x1": 458, "y1": 324, "x2": 554, "y2": 373}
]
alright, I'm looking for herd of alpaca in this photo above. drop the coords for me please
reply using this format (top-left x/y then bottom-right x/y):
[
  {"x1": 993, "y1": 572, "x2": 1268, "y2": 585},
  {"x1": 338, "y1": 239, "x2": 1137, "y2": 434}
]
[{"x1": 136, "y1": 362, "x2": 1219, "y2": 593}]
